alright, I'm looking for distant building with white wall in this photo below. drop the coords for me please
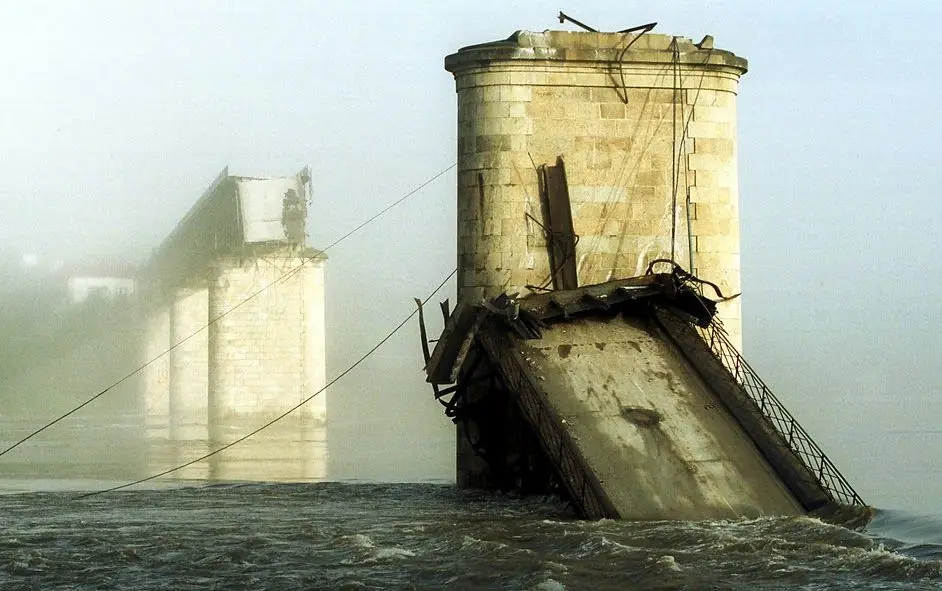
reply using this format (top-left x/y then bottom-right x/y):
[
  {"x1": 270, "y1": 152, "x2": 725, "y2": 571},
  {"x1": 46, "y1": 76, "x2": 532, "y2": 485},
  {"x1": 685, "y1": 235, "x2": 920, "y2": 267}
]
[{"x1": 65, "y1": 263, "x2": 137, "y2": 304}]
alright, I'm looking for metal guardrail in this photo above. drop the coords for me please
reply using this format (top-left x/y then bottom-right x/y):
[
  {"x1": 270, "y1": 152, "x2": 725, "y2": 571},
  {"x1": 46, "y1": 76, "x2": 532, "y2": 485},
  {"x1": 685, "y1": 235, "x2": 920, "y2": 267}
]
[{"x1": 700, "y1": 321, "x2": 866, "y2": 507}]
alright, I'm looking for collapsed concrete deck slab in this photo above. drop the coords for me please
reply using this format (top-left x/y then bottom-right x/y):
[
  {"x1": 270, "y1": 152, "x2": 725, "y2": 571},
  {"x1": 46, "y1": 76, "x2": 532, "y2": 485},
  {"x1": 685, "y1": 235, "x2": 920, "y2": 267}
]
[
  {"x1": 520, "y1": 314, "x2": 801, "y2": 519},
  {"x1": 423, "y1": 273, "x2": 866, "y2": 521}
]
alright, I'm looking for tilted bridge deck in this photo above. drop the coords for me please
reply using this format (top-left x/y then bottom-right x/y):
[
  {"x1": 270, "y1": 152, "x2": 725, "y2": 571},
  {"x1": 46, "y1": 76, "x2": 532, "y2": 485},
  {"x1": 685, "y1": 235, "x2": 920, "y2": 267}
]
[{"x1": 423, "y1": 274, "x2": 865, "y2": 520}]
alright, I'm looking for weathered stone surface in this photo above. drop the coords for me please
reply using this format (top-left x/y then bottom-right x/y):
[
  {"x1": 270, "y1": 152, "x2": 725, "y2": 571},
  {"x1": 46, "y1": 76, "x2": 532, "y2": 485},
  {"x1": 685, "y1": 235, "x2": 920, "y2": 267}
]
[
  {"x1": 142, "y1": 305, "x2": 170, "y2": 430},
  {"x1": 446, "y1": 29, "x2": 747, "y2": 349},
  {"x1": 170, "y1": 286, "x2": 209, "y2": 439},
  {"x1": 207, "y1": 249, "x2": 327, "y2": 438}
]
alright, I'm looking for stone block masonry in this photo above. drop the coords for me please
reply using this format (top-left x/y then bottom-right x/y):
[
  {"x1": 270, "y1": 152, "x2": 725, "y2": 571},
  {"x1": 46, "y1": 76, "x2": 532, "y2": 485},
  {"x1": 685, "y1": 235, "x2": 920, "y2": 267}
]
[
  {"x1": 141, "y1": 305, "x2": 170, "y2": 432},
  {"x1": 207, "y1": 248, "x2": 327, "y2": 441},
  {"x1": 170, "y1": 286, "x2": 209, "y2": 440},
  {"x1": 446, "y1": 30, "x2": 748, "y2": 349}
]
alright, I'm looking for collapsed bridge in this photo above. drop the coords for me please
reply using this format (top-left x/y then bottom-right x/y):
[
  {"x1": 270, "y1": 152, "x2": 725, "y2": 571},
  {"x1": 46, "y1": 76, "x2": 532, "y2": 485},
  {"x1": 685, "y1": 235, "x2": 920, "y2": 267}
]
[
  {"x1": 422, "y1": 271, "x2": 865, "y2": 520},
  {"x1": 428, "y1": 26, "x2": 867, "y2": 520}
]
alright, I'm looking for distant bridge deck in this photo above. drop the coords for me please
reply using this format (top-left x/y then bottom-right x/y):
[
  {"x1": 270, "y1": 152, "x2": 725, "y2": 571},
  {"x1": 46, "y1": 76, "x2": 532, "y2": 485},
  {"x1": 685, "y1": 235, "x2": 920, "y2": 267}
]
[{"x1": 143, "y1": 166, "x2": 315, "y2": 288}]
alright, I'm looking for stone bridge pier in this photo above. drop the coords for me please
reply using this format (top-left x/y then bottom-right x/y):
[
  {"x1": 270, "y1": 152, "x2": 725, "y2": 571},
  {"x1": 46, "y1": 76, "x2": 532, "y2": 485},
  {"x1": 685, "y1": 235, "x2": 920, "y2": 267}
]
[
  {"x1": 170, "y1": 283, "x2": 209, "y2": 440},
  {"x1": 137, "y1": 168, "x2": 327, "y2": 480}
]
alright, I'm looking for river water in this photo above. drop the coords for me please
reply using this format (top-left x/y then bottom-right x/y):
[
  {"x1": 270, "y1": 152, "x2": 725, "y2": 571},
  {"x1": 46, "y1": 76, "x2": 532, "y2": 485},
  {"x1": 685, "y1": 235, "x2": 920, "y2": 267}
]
[{"x1": 1, "y1": 420, "x2": 940, "y2": 590}]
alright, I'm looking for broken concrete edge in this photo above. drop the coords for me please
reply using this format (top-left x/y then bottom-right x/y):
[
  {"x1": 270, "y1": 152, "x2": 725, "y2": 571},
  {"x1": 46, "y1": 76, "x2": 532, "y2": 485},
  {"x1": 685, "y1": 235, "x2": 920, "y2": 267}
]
[
  {"x1": 425, "y1": 273, "x2": 712, "y2": 385},
  {"x1": 159, "y1": 166, "x2": 312, "y2": 252},
  {"x1": 144, "y1": 166, "x2": 315, "y2": 288},
  {"x1": 425, "y1": 300, "x2": 487, "y2": 385},
  {"x1": 446, "y1": 30, "x2": 748, "y2": 75}
]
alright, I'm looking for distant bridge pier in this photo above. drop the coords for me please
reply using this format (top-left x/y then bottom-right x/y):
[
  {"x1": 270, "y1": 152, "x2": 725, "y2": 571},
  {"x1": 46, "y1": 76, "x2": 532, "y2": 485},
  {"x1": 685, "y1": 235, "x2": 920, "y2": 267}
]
[
  {"x1": 141, "y1": 303, "x2": 170, "y2": 435},
  {"x1": 137, "y1": 167, "x2": 328, "y2": 480},
  {"x1": 169, "y1": 284, "x2": 209, "y2": 440}
]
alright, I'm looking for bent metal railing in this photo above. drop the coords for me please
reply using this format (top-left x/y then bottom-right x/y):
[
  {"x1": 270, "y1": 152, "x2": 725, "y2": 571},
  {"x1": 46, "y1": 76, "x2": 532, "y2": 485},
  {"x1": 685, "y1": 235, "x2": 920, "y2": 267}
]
[{"x1": 701, "y1": 321, "x2": 865, "y2": 507}]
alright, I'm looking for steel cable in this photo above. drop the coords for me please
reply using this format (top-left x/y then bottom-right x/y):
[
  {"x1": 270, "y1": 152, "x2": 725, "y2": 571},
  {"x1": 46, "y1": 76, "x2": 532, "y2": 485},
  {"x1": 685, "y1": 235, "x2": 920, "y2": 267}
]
[
  {"x1": 73, "y1": 269, "x2": 456, "y2": 499},
  {"x1": 0, "y1": 163, "x2": 456, "y2": 459}
]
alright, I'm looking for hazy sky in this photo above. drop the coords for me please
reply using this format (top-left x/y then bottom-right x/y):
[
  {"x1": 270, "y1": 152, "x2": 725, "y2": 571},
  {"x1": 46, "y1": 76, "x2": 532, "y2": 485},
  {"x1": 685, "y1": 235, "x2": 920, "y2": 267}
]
[{"x1": 2, "y1": 1, "x2": 940, "y2": 507}]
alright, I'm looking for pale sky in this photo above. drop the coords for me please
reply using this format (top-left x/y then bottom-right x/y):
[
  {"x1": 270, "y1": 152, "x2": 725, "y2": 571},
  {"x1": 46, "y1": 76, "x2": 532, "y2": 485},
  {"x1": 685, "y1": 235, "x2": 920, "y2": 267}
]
[{"x1": 1, "y1": 1, "x2": 940, "y2": 508}]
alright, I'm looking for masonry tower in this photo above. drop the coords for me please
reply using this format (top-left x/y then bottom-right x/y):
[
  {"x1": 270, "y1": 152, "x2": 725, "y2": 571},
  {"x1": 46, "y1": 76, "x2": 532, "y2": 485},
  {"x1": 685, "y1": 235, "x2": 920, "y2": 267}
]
[{"x1": 446, "y1": 29, "x2": 747, "y2": 349}]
